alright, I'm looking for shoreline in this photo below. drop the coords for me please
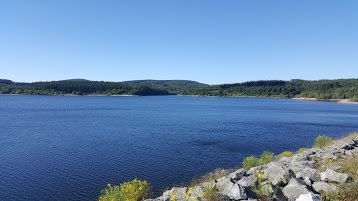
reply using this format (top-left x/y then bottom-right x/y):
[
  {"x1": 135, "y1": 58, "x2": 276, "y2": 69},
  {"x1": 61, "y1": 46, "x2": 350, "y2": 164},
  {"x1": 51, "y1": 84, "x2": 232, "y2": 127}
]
[{"x1": 1, "y1": 93, "x2": 358, "y2": 104}]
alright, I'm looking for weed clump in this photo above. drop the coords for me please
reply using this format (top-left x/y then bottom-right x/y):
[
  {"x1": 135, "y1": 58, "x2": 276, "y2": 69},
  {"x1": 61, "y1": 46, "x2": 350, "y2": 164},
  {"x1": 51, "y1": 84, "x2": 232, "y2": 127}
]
[
  {"x1": 314, "y1": 135, "x2": 333, "y2": 148},
  {"x1": 242, "y1": 151, "x2": 274, "y2": 171},
  {"x1": 259, "y1": 151, "x2": 274, "y2": 165},
  {"x1": 348, "y1": 132, "x2": 358, "y2": 139},
  {"x1": 279, "y1": 151, "x2": 294, "y2": 158},
  {"x1": 296, "y1": 147, "x2": 308, "y2": 154},
  {"x1": 98, "y1": 178, "x2": 151, "y2": 201},
  {"x1": 202, "y1": 186, "x2": 220, "y2": 201},
  {"x1": 243, "y1": 155, "x2": 260, "y2": 171}
]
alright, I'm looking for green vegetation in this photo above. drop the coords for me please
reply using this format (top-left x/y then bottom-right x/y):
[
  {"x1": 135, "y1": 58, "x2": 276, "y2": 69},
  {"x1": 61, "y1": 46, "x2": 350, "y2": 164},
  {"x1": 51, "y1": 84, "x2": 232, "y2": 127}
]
[
  {"x1": 202, "y1": 186, "x2": 220, "y2": 201},
  {"x1": 98, "y1": 179, "x2": 151, "y2": 201},
  {"x1": 337, "y1": 154, "x2": 358, "y2": 180},
  {"x1": 279, "y1": 151, "x2": 294, "y2": 158},
  {"x1": 0, "y1": 79, "x2": 206, "y2": 96},
  {"x1": 348, "y1": 132, "x2": 358, "y2": 139},
  {"x1": 296, "y1": 147, "x2": 309, "y2": 154},
  {"x1": 314, "y1": 135, "x2": 333, "y2": 148},
  {"x1": 243, "y1": 151, "x2": 274, "y2": 171},
  {"x1": 180, "y1": 79, "x2": 358, "y2": 100},
  {"x1": 243, "y1": 156, "x2": 260, "y2": 171},
  {"x1": 321, "y1": 182, "x2": 358, "y2": 201},
  {"x1": 1, "y1": 78, "x2": 358, "y2": 99},
  {"x1": 259, "y1": 151, "x2": 274, "y2": 165}
]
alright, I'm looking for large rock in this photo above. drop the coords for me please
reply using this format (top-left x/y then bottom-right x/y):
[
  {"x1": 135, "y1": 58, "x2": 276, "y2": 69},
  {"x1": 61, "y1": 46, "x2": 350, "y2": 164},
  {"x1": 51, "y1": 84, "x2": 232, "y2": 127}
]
[
  {"x1": 237, "y1": 174, "x2": 257, "y2": 187},
  {"x1": 216, "y1": 177, "x2": 247, "y2": 200},
  {"x1": 228, "y1": 168, "x2": 246, "y2": 180},
  {"x1": 295, "y1": 167, "x2": 320, "y2": 182},
  {"x1": 320, "y1": 169, "x2": 349, "y2": 184},
  {"x1": 282, "y1": 178, "x2": 312, "y2": 201},
  {"x1": 312, "y1": 181, "x2": 337, "y2": 193},
  {"x1": 163, "y1": 187, "x2": 187, "y2": 201},
  {"x1": 162, "y1": 190, "x2": 170, "y2": 201},
  {"x1": 295, "y1": 193, "x2": 322, "y2": 201},
  {"x1": 263, "y1": 164, "x2": 289, "y2": 186},
  {"x1": 216, "y1": 192, "x2": 231, "y2": 201}
]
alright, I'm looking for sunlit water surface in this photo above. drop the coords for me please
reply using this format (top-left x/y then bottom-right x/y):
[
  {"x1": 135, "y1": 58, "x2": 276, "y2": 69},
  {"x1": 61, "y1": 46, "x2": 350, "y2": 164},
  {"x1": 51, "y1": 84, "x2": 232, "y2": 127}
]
[{"x1": 1, "y1": 95, "x2": 357, "y2": 200}]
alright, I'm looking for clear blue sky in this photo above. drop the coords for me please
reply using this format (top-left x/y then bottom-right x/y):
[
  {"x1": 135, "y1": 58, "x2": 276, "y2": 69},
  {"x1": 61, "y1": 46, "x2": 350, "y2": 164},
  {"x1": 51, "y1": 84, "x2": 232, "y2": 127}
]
[{"x1": 1, "y1": 0, "x2": 357, "y2": 84}]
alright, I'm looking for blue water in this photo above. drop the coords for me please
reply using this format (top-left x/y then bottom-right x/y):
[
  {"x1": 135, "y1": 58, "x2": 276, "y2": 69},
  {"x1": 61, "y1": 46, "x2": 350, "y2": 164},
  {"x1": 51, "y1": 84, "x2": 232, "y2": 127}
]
[{"x1": 0, "y1": 96, "x2": 357, "y2": 200}]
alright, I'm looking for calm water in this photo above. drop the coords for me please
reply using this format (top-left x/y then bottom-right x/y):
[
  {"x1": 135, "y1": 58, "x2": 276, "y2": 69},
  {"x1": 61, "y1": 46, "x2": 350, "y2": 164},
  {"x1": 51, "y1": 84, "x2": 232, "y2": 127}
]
[{"x1": 0, "y1": 95, "x2": 357, "y2": 200}]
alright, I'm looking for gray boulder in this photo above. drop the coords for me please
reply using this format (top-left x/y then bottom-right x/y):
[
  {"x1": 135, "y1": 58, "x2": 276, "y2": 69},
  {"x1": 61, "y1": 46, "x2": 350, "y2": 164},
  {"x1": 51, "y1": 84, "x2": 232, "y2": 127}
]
[
  {"x1": 282, "y1": 178, "x2": 312, "y2": 201},
  {"x1": 228, "y1": 168, "x2": 246, "y2": 180},
  {"x1": 295, "y1": 167, "x2": 320, "y2": 182},
  {"x1": 216, "y1": 192, "x2": 231, "y2": 201},
  {"x1": 295, "y1": 193, "x2": 322, "y2": 201},
  {"x1": 263, "y1": 163, "x2": 289, "y2": 186},
  {"x1": 163, "y1": 187, "x2": 187, "y2": 201},
  {"x1": 237, "y1": 174, "x2": 257, "y2": 187},
  {"x1": 320, "y1": 169, "x2": 349, "y2": 184},
  {"x1": 216, "y1": 177, "x2": 247, "y2": 200},
  {"x1": 162, "y1": 190, "x2": 170, "y2": 201},
  {"x1": 312, "y1": 181, "x2": 337, "y2": 193}
]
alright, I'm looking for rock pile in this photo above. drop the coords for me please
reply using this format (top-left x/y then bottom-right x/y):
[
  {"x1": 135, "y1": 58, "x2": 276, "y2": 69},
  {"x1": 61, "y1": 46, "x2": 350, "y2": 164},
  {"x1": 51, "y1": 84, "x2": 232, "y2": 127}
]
[{"x1": 146, "y1": 135, "x2": 358, "y2": 201}]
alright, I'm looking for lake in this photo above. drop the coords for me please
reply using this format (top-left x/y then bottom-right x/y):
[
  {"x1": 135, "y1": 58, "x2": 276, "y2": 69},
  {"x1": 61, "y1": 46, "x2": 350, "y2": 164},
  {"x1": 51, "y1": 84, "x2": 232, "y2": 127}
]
[{"x1": 0, "y1": 95, "x2": 357, "y2": 200}]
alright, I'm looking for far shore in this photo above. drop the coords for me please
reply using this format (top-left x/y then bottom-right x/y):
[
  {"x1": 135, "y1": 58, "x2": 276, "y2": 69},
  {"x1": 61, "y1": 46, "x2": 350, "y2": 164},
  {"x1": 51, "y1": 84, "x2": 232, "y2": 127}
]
[
  {"x1": 1, "y1": 93, "x2": 358, "y2": 104},
  {"x1": 0, "y1": 94, "x2": 138, "y2": 97}
]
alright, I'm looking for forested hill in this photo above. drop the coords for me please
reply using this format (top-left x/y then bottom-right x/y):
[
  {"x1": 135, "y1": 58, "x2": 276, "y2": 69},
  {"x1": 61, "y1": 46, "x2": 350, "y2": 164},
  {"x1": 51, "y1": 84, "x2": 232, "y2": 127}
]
[
  {"x1": 1, "y1": 78, "x2": 358, "y2": 100},
  {"x1": 0, "y1": 79, "x2": 207, "y2": 96},
  {"x1": 180, "y1": 79, "x2": 358, "y2": 100},
  {"x1": 122, "y1": 80, "x2": 208, "y2": 94}
]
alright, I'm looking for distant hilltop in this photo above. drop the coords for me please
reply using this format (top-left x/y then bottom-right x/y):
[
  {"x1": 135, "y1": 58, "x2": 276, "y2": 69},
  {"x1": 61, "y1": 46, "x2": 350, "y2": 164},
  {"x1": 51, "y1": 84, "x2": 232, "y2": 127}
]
[{"x1": 0, "y1": 78, "x2": 358, "y2": 102}]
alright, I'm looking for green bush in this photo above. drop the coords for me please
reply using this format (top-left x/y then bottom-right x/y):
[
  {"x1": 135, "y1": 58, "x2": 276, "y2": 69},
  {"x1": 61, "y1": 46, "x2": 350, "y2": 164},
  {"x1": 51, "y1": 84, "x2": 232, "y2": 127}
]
[
  {"x1": 243, "y1": 155, "x2": 260, "y2": 171},
  {"x1": 98, "y1": 178, "x2": 151, "y2": 201},
  {"x1": 279, "y1": 151, "x2": 294, "y2": 158},
  {"x1": 314, "y1": 135, "x2": 333, "y2": 148},
  {"x1": 259, "y1": 151, "x2": 274, "y2": 165}
]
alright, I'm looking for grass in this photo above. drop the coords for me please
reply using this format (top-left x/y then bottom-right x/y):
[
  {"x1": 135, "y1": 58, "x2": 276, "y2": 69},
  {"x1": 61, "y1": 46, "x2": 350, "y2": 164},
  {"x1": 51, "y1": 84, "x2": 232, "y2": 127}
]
[
  {"x1": 279, "y1": 151, "x2": 294, "y2": 158},
  {"x1": 314, "y1": 135, "x2": 333, "y2": 148},
  {"x1": 348, "y1": 132, "x2": 358, "y2": 139},
  {"x1": 258, "y1": 151, "x2": 274, "y2": 165},
  {"x1": 98, "y1": 179, "x2": 151, "y2": 201},
  {"x1": 296, "y1": 147, "x2": 308, "y2": 154},
  {"x1": 242, "y1": 151, "x2": 274, "y2": 171},
  {"x1": 337, "y1": 153, "x2": 358, "y2": 180},
  {"x1": 321, "y1": 182, "x2": 358, "y2": 201},
  {"x1": 190, "y1": 168, "x2": 231, "y2": 186},
  {"x1": 202, "y1": 186, "x2": 220, "y2": 201},
  {"x1": 243, "y1": 155, "x2": 260, "y2": 171}
]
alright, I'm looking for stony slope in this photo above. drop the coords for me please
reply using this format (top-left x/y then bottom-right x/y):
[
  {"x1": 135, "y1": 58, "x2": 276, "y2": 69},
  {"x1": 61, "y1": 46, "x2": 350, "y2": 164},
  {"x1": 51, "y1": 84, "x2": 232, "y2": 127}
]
[{"x1": 146, "y1": 134, "x2": 358, "y2": 201}]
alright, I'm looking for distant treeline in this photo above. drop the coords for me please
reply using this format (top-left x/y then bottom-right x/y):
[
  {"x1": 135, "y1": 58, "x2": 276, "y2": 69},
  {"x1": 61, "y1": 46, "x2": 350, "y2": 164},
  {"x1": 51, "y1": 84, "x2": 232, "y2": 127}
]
[
  {"x1": 0, "y1": 79, "x2": 206, "y2": 96},
  {"x1": 1, "y1": 78, "x2": 358, "y2": 100},
  {"x1": 180, "y1": 79, "x2": 358, "y2": 100}
]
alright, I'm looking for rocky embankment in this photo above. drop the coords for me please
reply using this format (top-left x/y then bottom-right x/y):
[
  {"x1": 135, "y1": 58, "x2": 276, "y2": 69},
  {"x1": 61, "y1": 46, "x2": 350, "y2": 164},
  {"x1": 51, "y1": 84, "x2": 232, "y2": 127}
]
[{"x1": 146, "y1": 135, "x2": 358, "y2": 201}]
